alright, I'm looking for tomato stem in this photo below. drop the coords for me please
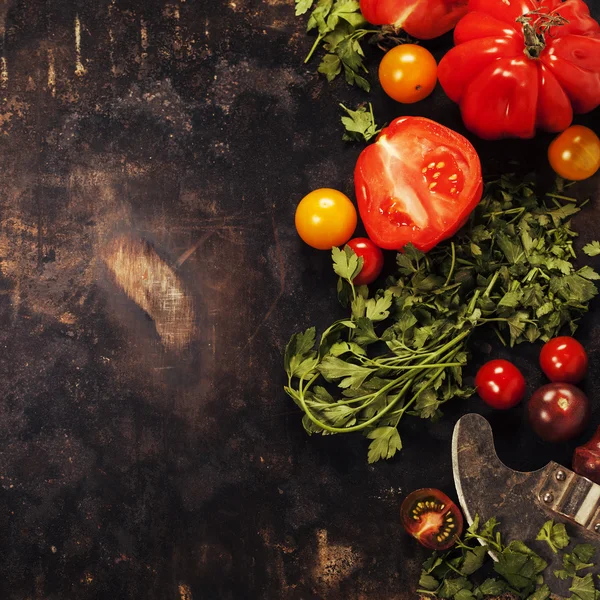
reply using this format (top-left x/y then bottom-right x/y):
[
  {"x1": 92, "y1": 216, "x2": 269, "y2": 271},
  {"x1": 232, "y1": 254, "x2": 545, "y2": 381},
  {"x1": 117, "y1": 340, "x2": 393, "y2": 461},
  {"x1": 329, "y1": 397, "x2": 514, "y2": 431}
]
[{"x1": 516, "y1": 9, "x2": 568, "y2": 60}]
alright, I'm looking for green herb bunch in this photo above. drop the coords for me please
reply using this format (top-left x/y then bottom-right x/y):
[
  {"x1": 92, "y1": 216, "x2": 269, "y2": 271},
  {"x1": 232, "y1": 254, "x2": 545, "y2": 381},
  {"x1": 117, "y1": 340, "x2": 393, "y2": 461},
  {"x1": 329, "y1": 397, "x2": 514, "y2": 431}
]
[
  {"x1": 418, "y1": 517, "x2": 599, "y2": 599},
  {"x1": 284, "y1": 175, "x2": 600, "y2": 463},
  {"x1": 295, "y1": 0, "x2": 409, "y2": 91}
]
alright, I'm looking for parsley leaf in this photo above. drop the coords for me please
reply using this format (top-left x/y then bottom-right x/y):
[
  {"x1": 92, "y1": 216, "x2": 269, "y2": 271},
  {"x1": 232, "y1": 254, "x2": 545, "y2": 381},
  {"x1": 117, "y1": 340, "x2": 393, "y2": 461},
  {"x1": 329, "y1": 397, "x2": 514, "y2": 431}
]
[
  {"x1": 284, "y1": 327, "x2": 317, "y2": 378},
  {"x1": 569, "y1": 573, "x2": 598, "y2": 600},
  {"x1": 555, "y1": 544, "x2": 596, "y2": 580},
  {"x1": 340, "y1": 102, "x2": 382, "y2": 143},
  {"x1": 295, "y1": 0, "x2": 315, "y2": 15},
  {"x1": 366, "y1": 427, "x2": 402, "y2": 463},
  {"x1": 332, "y1": 245, "x2": 363, "y2": 281},
  {"x1": 536, "y1": 520, "x2": 570, "y2": 553},
  {"x1": 583, "y1": 241, "x2": 600, "y2": 256}
]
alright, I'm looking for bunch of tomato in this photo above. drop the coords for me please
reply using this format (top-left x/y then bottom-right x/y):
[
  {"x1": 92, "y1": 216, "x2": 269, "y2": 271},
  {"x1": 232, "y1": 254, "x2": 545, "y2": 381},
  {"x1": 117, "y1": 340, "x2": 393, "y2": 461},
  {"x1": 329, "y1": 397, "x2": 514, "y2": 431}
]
[
  {"x1": 475, "y1": 337, "x2": 590, "y2": 443},
  {"x1": 295, "y1": 0, "x2": 600, "y2": 264}
]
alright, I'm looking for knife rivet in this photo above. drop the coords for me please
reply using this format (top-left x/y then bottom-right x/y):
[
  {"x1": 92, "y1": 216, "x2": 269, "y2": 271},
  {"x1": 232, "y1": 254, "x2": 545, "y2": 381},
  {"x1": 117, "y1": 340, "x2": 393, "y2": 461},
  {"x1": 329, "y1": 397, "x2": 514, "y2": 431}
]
[
  {"x1": 543, "y1": 492, "x2": 554, "y2": 503},
  {"x1": 594, "y1": 523, "x2": 600, "y2": 533},
  {"x1": 556, "y1": 470, "x2": 566, "y2": 481}
]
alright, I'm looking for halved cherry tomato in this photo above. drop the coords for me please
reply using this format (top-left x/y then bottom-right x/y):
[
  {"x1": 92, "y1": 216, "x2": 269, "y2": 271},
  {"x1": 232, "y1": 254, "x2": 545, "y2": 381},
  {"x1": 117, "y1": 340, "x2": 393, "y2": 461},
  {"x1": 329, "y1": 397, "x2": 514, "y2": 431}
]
[
  {"x1": 548, "y1": 126, "x2": 600, "y2": 181},
  {"x1": 354, "y1": 116, "x2": 483, "y2": 252},
  {"x1": 295, "y1": 188, "x2": 357, "y2": 250},
  {"x1": 360, "y1": 0, "x2": 468, "y2": 40},
  {"x1": 345, "y1": 238, "x2": 384, "y2": 286},
  {"x1": 400, "y1": 488, "x2": 463, "y2": 550},
  {"x1": 378, "y1": 45, "x2": 437, "y2": 104},
  {"x1": 475, "y1": 359, "x2": 526, "y2": 410},
  {"x1": 528, "y1": 383, "x2": 590, "y2": 443},
  {"x1": 540, "y1": 336, "x2": 588, "y2": 384}
]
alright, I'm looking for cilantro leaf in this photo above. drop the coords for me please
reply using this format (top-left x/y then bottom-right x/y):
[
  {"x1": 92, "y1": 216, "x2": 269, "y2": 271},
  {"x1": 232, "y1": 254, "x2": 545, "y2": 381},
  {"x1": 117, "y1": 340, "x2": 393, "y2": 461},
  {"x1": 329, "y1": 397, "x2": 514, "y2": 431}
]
[
  {"x1": 535, "y1": 520, "x2": 569, "y2": 553},
  {"x1": 340, "y1": 102, "x2": 382, "y2": 143},
  {"x1": 583, "y1": 241, "x2": 600, "y2": 256},
  {"x1": 366, "y1": 427, "x2": 402, "y2": 463},
  {"x1": 461, "y1": 546, "x2": 487, "y2": 576}
]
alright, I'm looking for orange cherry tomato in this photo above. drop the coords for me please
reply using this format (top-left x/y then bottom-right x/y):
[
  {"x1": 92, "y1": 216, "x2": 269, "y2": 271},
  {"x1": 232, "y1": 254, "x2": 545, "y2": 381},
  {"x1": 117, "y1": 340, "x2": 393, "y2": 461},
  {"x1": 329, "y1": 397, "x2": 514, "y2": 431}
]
[
  {"x1": 295, "y1": 188, "x2": 357, "y2": 250},
  {"x1": 548, "y1": 125, "x2": 600, "y2": 181},
  {"x1": 378, "y1": 44, "x2": 437, "y2": 104}
]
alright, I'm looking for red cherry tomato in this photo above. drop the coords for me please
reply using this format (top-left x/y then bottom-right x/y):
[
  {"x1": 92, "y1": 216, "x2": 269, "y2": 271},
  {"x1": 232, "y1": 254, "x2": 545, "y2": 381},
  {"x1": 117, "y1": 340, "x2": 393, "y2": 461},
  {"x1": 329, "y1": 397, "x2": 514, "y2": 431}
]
[
  {"x1": 345, "y1": 238, "x2": 384, "y2": 286},
  {"x1": 540, "y1": 336, "x2": 588, "y2": 384},
  {"x1": 475, "y1": 359, "x2": 526, "y2": 410},
  {"x1": 400, "y1": 488, "x2": 463, "y2": 550},
  {"x1": 354, "y1": 117, "x2": 483, "y2": 252},
  {"x1": 528, "y1": 383, "x2": 590, "y2": 443}
]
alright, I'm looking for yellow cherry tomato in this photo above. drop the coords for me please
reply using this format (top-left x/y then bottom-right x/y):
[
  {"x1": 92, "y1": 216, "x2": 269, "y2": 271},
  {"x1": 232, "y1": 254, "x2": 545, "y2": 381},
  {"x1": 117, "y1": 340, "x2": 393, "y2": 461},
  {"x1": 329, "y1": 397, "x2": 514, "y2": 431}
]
[
  {"x1": 378, "y1": 44, "x2": 437, "y2": 104},
  {"x1": 548, "y1": 125, "x2": 600, "y2": 181},
  {"x1": 295, "y1": 188, "x2": 357, "y2": 250}
]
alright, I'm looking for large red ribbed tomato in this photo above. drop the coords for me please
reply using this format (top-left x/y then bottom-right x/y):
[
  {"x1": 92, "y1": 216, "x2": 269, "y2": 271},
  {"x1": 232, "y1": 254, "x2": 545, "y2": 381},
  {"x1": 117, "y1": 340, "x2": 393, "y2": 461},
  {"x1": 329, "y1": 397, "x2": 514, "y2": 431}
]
[
  {"x1": 438, "y1": 0, "x2": 600, "y2": 139},
  {"x1": 360, "y1": 0, "x2": 469, "y2": 39},
  {"x1": 354, "y1": 117, "x2": 483, "y2": 252}
]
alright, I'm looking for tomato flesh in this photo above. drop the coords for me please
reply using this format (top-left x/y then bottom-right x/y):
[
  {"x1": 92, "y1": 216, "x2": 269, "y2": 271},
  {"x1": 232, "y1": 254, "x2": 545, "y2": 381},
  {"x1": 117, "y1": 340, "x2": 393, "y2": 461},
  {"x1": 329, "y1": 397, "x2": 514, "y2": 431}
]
[
  {"x1": 345, "y1": 238, "x2": 384, "y2": 286},
  {"x1": 475, "y1": 359, "x2": 526, "y2": 410},
  {"x1": 528, "y1": 383, "x2": 590, "y2": 443},
  {"x1": 354, "y1": 117, "x2": 482, "y2": 252},
  {"x1": 548, "y1": 126, "x2": 600, "y2": 181},
  {"x1": 539, "y1": 336, "x2": 588, "y2": 384},
  {"x1": 401, "y1": 488, "x2": 463, "y2": 550}
]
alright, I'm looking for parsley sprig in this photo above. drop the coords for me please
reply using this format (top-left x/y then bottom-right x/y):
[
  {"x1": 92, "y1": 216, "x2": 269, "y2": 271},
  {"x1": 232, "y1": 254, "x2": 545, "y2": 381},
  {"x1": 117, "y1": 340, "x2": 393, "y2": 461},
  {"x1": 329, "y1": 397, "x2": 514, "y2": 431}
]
[
  {"x1": 418, "y1": 517, "x2": 599, "y2": 599},
  {"x1": 284, "y1": 175, "x2": 600, "y2": 462},
  {"x1": 295, "y1": 0, "x2": 410, "y2": 90}
]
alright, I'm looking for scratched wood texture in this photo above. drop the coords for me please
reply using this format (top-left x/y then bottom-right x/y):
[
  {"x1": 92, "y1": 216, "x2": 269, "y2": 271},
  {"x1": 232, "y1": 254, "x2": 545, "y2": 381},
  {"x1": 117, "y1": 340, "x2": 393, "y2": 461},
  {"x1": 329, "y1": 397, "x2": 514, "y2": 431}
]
[{"x1": 0, "y1": 0, "x2": 598, "y2": 598}]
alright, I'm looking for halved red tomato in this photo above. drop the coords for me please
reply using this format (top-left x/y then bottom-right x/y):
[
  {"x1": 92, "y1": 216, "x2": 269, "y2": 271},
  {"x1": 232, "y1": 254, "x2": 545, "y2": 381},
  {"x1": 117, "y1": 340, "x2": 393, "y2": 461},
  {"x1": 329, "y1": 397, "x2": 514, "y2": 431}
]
[
  {"x1": 400, "y1": 488, "x2": 464, "y2": 550},
  {"x1": 354, "y1": 117, "x2": 483, "y2": 252},
  {"x1": 360, "y1": 0, "x2": 469, "y2": 39}
]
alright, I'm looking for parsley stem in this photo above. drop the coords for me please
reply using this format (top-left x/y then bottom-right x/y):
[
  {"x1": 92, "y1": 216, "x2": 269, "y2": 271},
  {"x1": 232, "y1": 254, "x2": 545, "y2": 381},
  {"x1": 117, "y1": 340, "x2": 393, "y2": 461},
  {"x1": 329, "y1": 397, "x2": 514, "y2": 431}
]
[
  {"x1": 295, "y1": 330, "x2": 471, "y2": 434},
  {"x1": 546, "y1": 192, "x2": 577, "y2": 203},
  {"x1": 444, "y1": 242, "x2": 456, "y2": 287},
  {"x1": 304, "y1": 34, "x2": 324, "y2": 63}
]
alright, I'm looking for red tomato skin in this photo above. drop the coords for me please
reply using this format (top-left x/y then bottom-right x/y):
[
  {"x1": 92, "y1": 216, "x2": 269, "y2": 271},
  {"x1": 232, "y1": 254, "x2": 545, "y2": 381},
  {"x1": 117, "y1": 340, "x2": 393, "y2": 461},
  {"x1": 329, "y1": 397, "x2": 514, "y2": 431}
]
[
  {"x1": 539, "y1": 336, "x2": 588, "y2": 384},
  {"x1": 437, "y1": 0, "x2": 600, "y2": 139},
  {"x1": 475, "y1": 359, "x2": 526, "y2": 410},
  {"x1": 345, "y1": 238, "x2": 384, "y2": 286},
  {"x1": 528, "y1": 383, "x2": 590, "y2": 443},
  {"x1": 359, "y1": 0, "x2": 468, "y2": 39},
  {"x1": 354, "y1": 116, "x2": 483, "y2": 252},
  {"x1": 400, "y1": 488, "x2": 463, "y2": 550}
]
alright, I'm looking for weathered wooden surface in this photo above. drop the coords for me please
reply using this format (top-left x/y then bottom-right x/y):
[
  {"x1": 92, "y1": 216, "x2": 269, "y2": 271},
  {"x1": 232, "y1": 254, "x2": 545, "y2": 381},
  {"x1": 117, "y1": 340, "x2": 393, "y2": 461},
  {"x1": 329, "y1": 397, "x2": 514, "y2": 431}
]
[{"x1": 0, "y1": 0, "x2": 598, "y2": 598}]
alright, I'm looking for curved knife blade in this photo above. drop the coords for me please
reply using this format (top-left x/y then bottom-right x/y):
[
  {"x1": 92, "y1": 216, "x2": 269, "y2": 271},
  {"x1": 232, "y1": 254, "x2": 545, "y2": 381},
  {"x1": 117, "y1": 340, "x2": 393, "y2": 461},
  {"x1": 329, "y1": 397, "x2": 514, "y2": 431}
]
[{"x1": 452, "y1": 413, "x2": 600, "y2": 597}]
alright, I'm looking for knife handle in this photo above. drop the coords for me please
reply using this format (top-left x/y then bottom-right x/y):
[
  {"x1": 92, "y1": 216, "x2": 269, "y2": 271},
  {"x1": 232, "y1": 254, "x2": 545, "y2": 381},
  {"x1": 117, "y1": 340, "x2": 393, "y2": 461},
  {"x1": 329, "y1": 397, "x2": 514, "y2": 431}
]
[{"x1": 538, "y1": 462, "x2": 600, "y2": 535}]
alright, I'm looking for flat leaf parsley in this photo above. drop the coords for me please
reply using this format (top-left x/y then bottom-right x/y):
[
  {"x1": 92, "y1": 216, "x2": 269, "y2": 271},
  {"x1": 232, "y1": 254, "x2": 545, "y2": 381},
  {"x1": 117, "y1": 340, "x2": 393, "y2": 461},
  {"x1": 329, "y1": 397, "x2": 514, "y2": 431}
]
[{"x1": 284, "y1": 175, "x2": 600, "y2": 462}]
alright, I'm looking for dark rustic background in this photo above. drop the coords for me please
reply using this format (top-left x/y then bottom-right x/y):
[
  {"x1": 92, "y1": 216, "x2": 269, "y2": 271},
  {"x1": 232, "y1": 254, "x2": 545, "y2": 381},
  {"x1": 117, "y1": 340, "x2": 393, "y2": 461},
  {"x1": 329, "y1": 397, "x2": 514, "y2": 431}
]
[{"x1": 0, "y1": 0, "x2": 598, "y2": 598}]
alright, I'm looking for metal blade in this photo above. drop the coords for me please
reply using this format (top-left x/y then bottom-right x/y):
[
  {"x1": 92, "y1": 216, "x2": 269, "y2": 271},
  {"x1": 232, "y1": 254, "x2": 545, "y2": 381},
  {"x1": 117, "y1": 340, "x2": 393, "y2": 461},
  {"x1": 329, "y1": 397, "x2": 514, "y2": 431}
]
[{"x1": 452, "y1": 413, "x2": 600, "y2": 597}]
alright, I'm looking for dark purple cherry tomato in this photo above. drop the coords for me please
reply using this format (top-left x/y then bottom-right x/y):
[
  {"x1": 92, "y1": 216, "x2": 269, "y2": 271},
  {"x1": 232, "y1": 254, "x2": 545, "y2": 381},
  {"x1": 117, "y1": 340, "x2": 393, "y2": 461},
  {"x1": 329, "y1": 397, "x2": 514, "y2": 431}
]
[
  {"x1": 539, "y1": 336, "x2": 588, "y2": 384},
  {"x1": 346, "y1": 238, "x2": 384, "y2": 286},
  {"x1": 475, "y1": 359, "x2": 526, "y2": 410},
  {"x1": 528, "y1": 383, "x2": 590, "y2": 443}
]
